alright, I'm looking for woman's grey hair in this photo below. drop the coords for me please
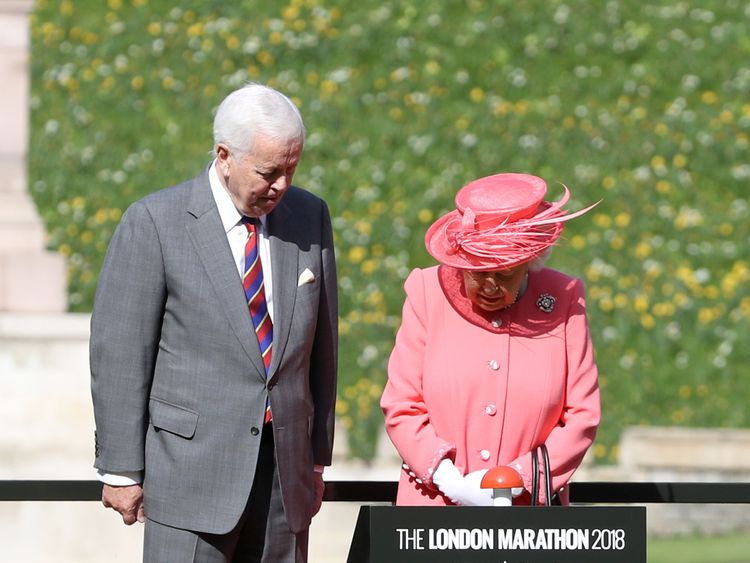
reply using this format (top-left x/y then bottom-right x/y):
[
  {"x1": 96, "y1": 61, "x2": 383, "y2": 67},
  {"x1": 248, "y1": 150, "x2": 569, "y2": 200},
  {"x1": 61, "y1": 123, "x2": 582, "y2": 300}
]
[
  {"x1": 213, "y1": 83, "x2": 305, "y2": 157},
  {"x1": 528, "y1": 247, "x2": 552, "y2": 272}
]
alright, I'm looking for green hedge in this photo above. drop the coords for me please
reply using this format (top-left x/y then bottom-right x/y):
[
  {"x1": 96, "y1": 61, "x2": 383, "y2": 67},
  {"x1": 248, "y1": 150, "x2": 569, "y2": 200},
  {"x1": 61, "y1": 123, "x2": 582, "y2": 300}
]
[{"x1": 30, "y1": 0, "x2": 750, "y2": 461}]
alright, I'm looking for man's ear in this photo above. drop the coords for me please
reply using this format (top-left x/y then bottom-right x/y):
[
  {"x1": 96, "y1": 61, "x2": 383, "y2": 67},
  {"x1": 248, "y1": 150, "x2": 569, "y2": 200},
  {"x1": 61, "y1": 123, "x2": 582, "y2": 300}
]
[{"x1": 215, "y1": 144, "x2": 231, "y2": 175}]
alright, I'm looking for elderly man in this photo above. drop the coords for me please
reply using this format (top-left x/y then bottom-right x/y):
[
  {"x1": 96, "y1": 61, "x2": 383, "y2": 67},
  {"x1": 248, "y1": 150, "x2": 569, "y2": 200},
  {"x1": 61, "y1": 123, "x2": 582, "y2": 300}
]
[{"x1": 90, "y1": 83, "x2": 338, "y2": 562}]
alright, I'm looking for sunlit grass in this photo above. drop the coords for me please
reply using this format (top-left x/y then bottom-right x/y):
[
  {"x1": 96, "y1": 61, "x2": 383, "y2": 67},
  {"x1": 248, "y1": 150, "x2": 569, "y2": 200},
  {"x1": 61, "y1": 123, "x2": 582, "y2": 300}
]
[
  {"x1": 649, "y1": 532, "x2": 750, "y2": 563},
  {"x1": 30, "y1": 0, "x2": 750, "y2": 459}
]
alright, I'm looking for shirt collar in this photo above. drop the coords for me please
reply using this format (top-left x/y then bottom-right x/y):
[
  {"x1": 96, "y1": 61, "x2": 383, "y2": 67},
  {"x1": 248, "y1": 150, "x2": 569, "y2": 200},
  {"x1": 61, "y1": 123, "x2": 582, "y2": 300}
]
[{"x1": 208, "y1": 160, "x2": 268, "y2": 233}]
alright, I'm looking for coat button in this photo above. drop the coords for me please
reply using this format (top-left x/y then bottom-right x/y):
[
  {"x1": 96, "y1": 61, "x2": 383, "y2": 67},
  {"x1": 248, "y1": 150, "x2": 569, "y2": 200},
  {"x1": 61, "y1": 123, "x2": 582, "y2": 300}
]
[
  {"x1": 491, "y1": 319, "x2": 502, "y2": 328},
  {"x1": 488, "y1": 360, "x2": 499, "y2": 370},
  {"x1": 484, "y1": 404, "x2": 497, "y2": 416},
  {"x1": 251, "y1": 426, "x2": 260, "y2": 436},
  {"x1": 480, "y1": 449, "x2": 491, "y2": 461}
]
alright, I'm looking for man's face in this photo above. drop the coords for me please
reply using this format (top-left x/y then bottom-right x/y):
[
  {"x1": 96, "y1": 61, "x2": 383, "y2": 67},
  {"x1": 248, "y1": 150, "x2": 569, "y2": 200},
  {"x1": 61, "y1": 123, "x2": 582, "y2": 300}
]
[
  {"x1": 462, "y1": 263, "x2": 530, "y2": 312},
  {"x1": 216, "y1": 134, "x2": 302, "y2": 217}
]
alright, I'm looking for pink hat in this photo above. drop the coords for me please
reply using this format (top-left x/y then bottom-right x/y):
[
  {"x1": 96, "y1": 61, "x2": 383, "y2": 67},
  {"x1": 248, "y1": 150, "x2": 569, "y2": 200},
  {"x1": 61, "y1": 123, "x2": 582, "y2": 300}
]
[{"x1": 424, "y1": 173, "x2": 598, "y2": 270}]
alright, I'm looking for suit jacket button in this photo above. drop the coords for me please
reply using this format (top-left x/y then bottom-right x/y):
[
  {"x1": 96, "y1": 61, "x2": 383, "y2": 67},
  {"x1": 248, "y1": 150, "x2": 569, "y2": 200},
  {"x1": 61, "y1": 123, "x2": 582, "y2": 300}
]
[{"x1": 251, "y1": 427, "x2": 260, "y2": 436}]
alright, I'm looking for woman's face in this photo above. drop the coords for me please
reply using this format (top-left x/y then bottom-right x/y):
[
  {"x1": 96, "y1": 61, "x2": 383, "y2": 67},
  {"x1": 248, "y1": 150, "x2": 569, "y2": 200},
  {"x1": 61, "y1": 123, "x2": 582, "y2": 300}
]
[{"x1": 462, "y1": 263, "x2": 530, "y2": 311}]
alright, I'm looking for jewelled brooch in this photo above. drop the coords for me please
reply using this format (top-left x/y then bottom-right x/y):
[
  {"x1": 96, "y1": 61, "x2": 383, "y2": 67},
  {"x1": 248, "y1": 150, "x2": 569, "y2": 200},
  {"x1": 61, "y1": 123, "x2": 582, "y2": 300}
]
[{"x1": 536, "y1": 293, "x2": 556, "y2": 313}]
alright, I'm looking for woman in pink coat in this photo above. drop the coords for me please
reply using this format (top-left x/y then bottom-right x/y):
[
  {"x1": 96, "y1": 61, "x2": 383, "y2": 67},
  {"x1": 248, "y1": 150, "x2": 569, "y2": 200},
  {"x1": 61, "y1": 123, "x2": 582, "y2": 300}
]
[{"x1": 381, "y1": 173, "x2": 601, "y2": 506}]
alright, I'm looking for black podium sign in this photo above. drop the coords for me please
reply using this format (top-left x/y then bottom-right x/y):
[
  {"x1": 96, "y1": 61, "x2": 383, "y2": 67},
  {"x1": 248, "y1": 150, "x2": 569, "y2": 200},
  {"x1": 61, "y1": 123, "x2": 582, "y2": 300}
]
[{"x1": 347, "y1": 505, "x2": 646, "y2": 563}]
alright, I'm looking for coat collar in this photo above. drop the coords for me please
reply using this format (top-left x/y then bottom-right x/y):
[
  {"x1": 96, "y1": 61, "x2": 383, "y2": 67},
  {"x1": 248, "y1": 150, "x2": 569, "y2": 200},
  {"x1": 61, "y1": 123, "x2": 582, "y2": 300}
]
[{"x1": 437, "y1": 266, "x2": 563, "y2": 337}]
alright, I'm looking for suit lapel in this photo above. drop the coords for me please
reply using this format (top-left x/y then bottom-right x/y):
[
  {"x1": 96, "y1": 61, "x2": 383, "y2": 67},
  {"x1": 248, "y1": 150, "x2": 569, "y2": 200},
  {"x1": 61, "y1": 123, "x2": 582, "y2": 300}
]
[
  {"x1": 266, "y1": 198, "x2": 299, "y2": 379},
  {"x1": 184, "y1": 170, "x2": 267, "y2": 381}
]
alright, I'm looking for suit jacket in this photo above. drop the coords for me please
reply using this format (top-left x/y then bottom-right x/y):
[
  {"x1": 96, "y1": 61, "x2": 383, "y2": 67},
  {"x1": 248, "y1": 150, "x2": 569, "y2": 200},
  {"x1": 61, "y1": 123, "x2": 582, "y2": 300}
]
[
  {"x1": 381, "y1": 266, "x2": 600, "y2": 505},
  {"x1": 90, "y1": 167, "x2": 338, "y2": 534}
]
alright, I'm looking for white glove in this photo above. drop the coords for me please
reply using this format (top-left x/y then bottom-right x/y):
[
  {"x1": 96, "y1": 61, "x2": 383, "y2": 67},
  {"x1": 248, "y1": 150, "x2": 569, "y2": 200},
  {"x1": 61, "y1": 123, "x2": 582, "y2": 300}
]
[
  {"x1": 433, "y1": 460, "x2": 495, "y2": 506},
  {"x1": 461, "y1": 470, "x2": 494, "y2": 506},
  {"x1": 432, "y1": 458, "x2": 464, "y2": 504}
]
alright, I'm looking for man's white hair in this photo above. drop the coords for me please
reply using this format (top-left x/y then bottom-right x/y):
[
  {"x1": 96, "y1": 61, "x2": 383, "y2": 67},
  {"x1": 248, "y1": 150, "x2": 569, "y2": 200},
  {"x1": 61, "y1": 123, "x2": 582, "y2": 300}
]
[{"x1": 213, "y1": 83, "x2": 305, "y2": 156}]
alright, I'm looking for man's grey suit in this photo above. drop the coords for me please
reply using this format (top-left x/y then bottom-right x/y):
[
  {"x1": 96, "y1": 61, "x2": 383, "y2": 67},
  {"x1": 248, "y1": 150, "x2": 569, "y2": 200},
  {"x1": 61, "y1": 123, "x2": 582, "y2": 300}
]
[{"x1": 90, "y1": 167, "x2": 337, "y2": 536}]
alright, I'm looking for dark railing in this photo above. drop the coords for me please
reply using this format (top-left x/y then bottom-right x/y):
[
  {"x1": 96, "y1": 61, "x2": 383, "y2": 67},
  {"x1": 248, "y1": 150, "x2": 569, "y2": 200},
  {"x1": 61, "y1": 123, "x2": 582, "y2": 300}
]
[{"x1": 2, "y1": 480, "x2": 750, "y2": 504}]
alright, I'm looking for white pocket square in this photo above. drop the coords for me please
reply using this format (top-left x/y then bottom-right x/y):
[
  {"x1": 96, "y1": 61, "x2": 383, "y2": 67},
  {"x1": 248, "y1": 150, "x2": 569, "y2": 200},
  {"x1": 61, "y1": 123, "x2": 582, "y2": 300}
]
[{"x1": 297, "y1": 268, "x2": 316, "y2": 287}]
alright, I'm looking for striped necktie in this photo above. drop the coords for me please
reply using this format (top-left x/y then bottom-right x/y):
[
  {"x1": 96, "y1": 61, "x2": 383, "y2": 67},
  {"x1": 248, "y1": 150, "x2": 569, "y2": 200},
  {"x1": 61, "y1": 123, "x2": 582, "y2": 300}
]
[{"x1": 242, "y1": 217, "x2": 273, "y2": 423}]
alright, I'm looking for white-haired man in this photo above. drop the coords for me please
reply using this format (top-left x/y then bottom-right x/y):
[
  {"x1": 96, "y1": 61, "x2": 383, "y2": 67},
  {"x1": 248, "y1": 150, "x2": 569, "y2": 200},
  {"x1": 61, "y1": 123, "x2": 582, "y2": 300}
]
[{"x1": 91, "y1": 83, "x2": 338, "y2": 562}]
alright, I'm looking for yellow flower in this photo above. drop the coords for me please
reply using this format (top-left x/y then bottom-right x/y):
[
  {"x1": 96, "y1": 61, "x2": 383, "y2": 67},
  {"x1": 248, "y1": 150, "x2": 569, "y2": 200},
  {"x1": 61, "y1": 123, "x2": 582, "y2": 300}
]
[
  {"x1": 257, "y1": 51, "x2": 274, "y2": 66},
  {"x1": 187, "y1": 22, "x2": 203, "y2": 38},
  {"x1": 571, "y1": 235, "x2": 585, "y2": 250},
  {"x1": 282, "y1": 5, "x2": 300, "y2": 20},
  {"x1": 469, "y1": 87, "x2": 485, "y2": 103},
  {"x1": 593, "y1": 213, "x2": 611, "y2": 228},
  {"x1": 60, "y1": 1, "x2": 73, "y2": 16},
  {"x1": 147, "y1": 22, "x2": 161, "y2": 35},
  {"x1": 348, "y1": 246, "x2": 366, "y2": 263},
  {"x1": 131, "y1": 76, "x2": 144, "y2": 90},
  {"x1": 614, "y1": 212, "x2": 631, "y2": 227},
  {"x1": 720, "y1": 110, "x2": 733, "y2": 124},
  {"x1": 369, "y1": 201, "x2": 386, "y2": 215},
  {"x1": 650, "y1": 155, "x2": 666, "y2": 169},
  {"x1": 418, "y1": 209, "x2": 433, "y2": 223},
  {"x1": 673, "y1": 154, "x2": 687, "y2": 168},
  {"x1": 656, "y1": 180, "x2": 671, "y2": 194},
  {"x1": 361, "y1": 259, "x2": 377, "y2": 275},
  {"x1": 425, "y1": 60, "x2": 440, "y2": 75},
  {"x1": 653, "y1": 302, "x2": 675, "y2": 317},
  {"x1": 593, "y1": 444, "x2": 607, "y2": 459},
  {"x1": 226, "y1": 36, "x2": 240, "y2": 50},
  {"x1": 640, "y1": 314, "x2": 655, "y2": 328},
  {"x1": 634, "y1": 241, "x2": 651, "y2": 258},
  {"x1": 671, "y1": 410, "x2": 687, "y2": 423},
  {"x1": 320, "y1": 80, "x2": 337, "y2": 94},
  {"x1": 701, "y1": 91, "x2": 718, "y2": 104},
  {"x1": 602, "y1": 176, "x2": 616, "y2": 190}
]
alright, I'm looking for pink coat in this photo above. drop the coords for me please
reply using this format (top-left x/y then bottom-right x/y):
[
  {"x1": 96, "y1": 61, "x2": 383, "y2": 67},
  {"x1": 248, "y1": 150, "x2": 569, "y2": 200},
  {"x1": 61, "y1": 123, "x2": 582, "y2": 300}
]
[{"x1": 380, "y1": 266, "x2": 601, "y2": 505}]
